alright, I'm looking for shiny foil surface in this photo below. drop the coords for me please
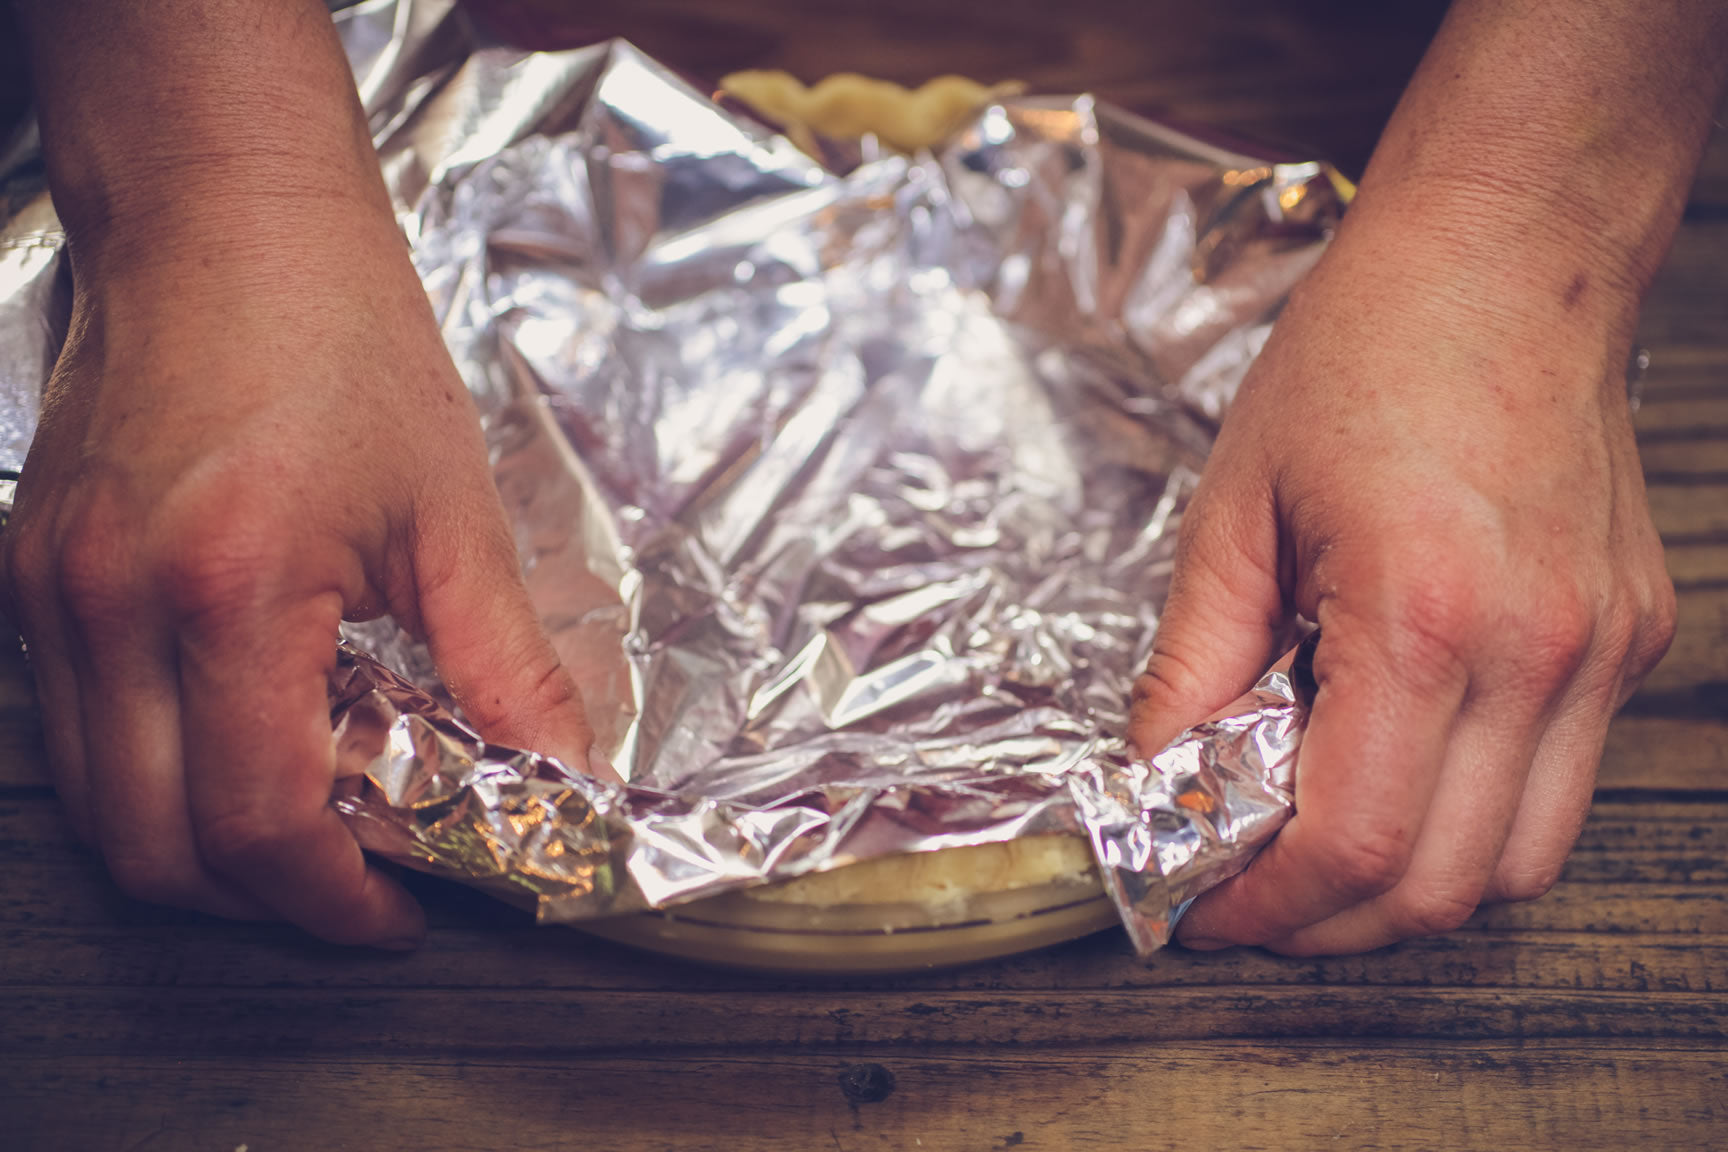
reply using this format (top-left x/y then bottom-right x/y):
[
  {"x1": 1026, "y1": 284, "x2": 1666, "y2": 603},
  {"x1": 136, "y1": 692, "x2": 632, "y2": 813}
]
[{"x1": 0, "y1": 0, "x2": 1341, "y2": 955}]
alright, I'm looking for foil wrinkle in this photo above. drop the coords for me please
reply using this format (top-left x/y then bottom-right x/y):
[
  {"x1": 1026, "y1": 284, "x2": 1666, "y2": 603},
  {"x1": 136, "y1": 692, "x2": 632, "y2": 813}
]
[{"x1": 0, "y1": 0, "x2": 1342, "y2": 956}]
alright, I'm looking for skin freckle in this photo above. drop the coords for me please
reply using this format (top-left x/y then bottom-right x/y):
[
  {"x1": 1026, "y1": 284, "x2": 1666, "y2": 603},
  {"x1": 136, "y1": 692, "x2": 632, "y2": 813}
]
[{"x1": 1561, "y1": 273, "x2": 1588, "y2": 310}]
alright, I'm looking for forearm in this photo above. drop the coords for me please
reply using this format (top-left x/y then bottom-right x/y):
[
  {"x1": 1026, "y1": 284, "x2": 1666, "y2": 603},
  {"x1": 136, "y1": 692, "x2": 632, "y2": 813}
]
[
  {"x1": 15, "y1": 0, "x2": 391, "y2": 279},
  {"x1": 1329, "y1": 0, "x2": 1728, "y2": 341}
]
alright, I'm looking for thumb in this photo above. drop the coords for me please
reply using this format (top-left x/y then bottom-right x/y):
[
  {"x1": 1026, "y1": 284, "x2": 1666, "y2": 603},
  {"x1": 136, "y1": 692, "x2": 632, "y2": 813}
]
[
  {"x1": 411, "y1": 490, "x2": 602, "y2": 777},
  {"x1": 1130, "y1": 473, "x2": 1285, "y2": 756}
]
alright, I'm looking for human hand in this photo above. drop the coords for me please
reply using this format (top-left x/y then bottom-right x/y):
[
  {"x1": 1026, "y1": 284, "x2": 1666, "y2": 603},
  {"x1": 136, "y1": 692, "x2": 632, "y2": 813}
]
[
  {"x1": 1129, "y1": 231, "x2": 1676, "y2": 955},
  {"x1": 0, "y1": 193, "x2": 598, "y2": 948},
  {"x1": 1122, "y1": 0, "x2": 1728, "y2": 957}
]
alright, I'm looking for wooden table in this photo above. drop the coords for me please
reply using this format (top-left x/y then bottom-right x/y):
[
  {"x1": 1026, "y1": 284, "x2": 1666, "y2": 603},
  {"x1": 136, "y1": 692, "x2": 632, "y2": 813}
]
[{"x1": 5, "y1": 3, "x2": 1727, "y2": 1147}]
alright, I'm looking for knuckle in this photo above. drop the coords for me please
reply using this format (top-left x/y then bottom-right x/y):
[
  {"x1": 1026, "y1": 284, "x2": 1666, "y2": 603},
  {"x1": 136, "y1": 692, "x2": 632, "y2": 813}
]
[
  {"x1": 57, "y1": 520, "x2": 139, "y2": 629},
  {"x1": 1134, "y1": 645, "x2": 1207, "y2": 712},
  {"x1": 158, "y1": 522, "x2": 276, "y2": 624},
  {"x1": 24, "y1": 479, "x2": 147, "y2": 628},
  {"x1": 1513, "y1": 588, "x2": 1595, "y2": 689},
  {"x1": 1630, "y1": 576, "x2": 1679, "y2": 676},
  {"x1": 2, "y1": 522, "x2": 57, "y2": 612},
  {"x1": 523, "y1": 657, "x2": 581, "y2": 715},
  {"x1": 1314, "y1": 826, "x2": 1413, "y2": 902},
  {"x1": 1377, "y1": 590, "x2": 1472, "y2": 696},
  {"x1": 196, "y1": 805, "x2": 291, "y2": 874},
  {"x1": 1391, "y1": 885, "x2": 1481, "y2": 937},
  {"x1": 466, "y1": 655, "x2": 578, "y2": 737}
]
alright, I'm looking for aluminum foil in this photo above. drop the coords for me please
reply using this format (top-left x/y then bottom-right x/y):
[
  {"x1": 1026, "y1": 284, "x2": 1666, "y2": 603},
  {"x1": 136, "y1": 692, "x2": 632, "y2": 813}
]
[{"x1": 0, "y1": 0, "x2": 1342, "y2": 955}]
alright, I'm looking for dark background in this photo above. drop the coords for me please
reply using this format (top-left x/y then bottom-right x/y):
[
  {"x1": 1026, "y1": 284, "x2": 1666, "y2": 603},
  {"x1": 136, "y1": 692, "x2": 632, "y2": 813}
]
[
  {"x1": 465, "y1": 0, "x2": 1451, "y2": 177},
  {"x1": 3, "y1": 0, "x2": 1453, "y2": 178}
]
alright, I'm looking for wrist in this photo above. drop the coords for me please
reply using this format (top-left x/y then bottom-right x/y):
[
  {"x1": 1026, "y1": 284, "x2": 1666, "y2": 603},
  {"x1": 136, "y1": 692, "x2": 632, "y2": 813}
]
[
  {"x1": 1331, "y1": 0, "x2": 1728, "y2": 349},
  {"x1": 60, "y1": 164, "x2": 402, "y2": 299},
  {"x1": 1342, "y1": 147, "x2": 1679, "y2": 331},
  {"x1": 21, "y1": 0, "x2": 392, "y2": 276},
  {"x1": 1320, "y1": 182, "x2": 1646, "y2": 349},
  {"x1": 1264, "y1": 210, "x2": 1645, "y2": 425}
]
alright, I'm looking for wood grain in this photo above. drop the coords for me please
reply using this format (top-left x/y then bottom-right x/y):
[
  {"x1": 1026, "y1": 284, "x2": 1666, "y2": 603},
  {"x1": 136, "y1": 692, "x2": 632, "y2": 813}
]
[{"x1": 7, "y1": 1042, "x2": 1726, "y2": 1152}]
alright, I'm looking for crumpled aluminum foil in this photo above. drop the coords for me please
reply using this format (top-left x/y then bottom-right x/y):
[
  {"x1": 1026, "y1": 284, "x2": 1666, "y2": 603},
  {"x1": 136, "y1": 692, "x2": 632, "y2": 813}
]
[{"x1": 0, "y1": 0, "x2": 1342, "y2": 956}]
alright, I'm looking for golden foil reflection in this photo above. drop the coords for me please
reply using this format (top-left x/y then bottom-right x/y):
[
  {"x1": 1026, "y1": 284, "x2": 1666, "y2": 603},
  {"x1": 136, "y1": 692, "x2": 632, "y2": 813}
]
[{"x1": 1222, "y1": 166, "x2": 1271, "y2": 187}]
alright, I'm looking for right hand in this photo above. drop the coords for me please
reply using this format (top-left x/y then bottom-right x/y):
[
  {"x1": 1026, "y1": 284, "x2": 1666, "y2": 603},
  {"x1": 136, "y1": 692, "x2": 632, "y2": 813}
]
[
  {"x1": 1, "y1": 190, "x2": 598, "y2": 948},
  {"x1": 1128, "y1": 193, "x2": 1675, "y2": 956}
]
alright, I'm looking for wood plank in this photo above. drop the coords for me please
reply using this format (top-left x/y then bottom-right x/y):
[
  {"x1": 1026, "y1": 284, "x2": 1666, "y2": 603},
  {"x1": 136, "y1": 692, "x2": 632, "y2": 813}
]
[
  {"x1": 1634, "y1": 393, "x2": 1728, "y2": 440},
  {"x1": 1648, "y1": 483, "x2": 1728, "y2": 539},
  {"x1": 1637, "y1": 346, "x2": 1728, "y2": 377},
  {"x1": 1637, "y1": 220, "x2": 1728, "y2": 350},
  {"x1": 1600, "y1": 714, "x2": 1728, "y2": 792},
  {"x1": 5, "y1": 1041, "x2": 1727, "y2": 1152},
  {"x1": 3, "y1": 794, "x2": 1727, "y2": 1002},
  {"x1": 1640, "y1": 585, "x2": 1728, "y2": 693},
  {"x1": 6, "y1": 917, "x2": 1728, "y2": 1001},
  {"x1": 5, "y1": 982, "x2": 1728, "y2": 1060},
  {"x1": 1686, "y1": 94, "x2": 1728, "y2": 207},
  {"x1": 4, "y1": 831, "x2": 1728, "y2": 978},
  {"x1": 1470, "y1": 884, "x2": 1728, "y2": 934},
  {"x1": 1639, "y1": 439, "x2": 1728, "y2": 477},
  {"x1": 1660, "y1": 543, "x2": 1728, "y2": 590}
]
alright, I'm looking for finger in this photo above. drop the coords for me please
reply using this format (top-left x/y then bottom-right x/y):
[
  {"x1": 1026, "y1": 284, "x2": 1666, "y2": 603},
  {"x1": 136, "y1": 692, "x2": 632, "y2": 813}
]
[
  {"x1": 1263, "y1": 687, "x2": 1546, "y2": 954},
  {"x1": 16, "y1": 612, "x2": 96, "y2": 844},
  {"x1": 1175, "y1": 625, "x2": 1467, "y2": 949},
  {"x1": 1482, "y1": 653, "x2": 1625, "y2": 906},
  {"x1": 1486, "y1": 564, "x2": 1671, "y2": 905},
  {"x1": 412, "y1": 486, "x2": 597, "y2": 771},
  {"x1": 180, "y1": 588, "x2": 424, "y2": 948},
  {"x1": 2, "y1": 537, "x2": 96, "y2": 844},
  {"x1": 1615, "y1": 572, "x2": 1678, "y2": 710},
  {"x1": 1129, "y1": 470, "x2": 1285, "y2": 757},
  {"x1": 61, "y1": 601, "x2": 268, "y2": 921}
]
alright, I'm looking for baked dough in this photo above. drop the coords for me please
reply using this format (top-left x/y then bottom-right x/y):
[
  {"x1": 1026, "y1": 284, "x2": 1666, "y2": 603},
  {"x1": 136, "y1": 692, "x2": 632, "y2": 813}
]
[
  {"x1": 719, "y1": 70, "x2": 1023, "y2": 154},
  {"x1": 742, "y1": 834, "x2": 1099, "y2": 911}
]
